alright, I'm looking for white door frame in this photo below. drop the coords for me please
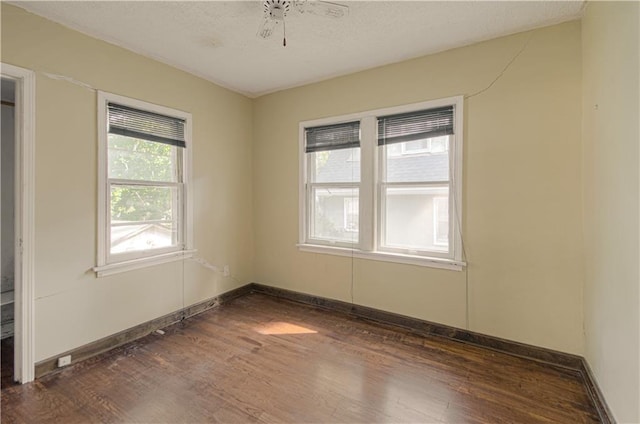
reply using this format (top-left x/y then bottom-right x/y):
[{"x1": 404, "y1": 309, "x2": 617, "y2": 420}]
[{"x1": 1, "y1": 63, "x2": 35, "y2": 383}]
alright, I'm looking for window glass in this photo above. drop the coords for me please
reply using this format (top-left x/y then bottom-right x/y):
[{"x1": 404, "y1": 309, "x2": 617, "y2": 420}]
[
  {"x1": 108, "y1": 134, "x2": 179, "y2": 182},
  {"x1": 311, "y1": 147, "x2": 360, "y2": 183},
  {"x1": 382, "y1": 186, "x2": 448, "y2": 252},
  {"x1": 344, "y1": 197, "x2": 359, "y2": 232},
  {"x1": 384, "y1": 136, "x2": 449, "y2": 183},
  {"x1": 433, "y1": 197, "x2": 449, "y2": 246},
  {"x1": 111, "y1": 223, "x2": 178, "y2": 254},
  {"x1": 109, "y1": 184, "x2": 180, "y2": 254},
  {"x1": 310, "y1": 187, "x2": 359, "y2": 243}
]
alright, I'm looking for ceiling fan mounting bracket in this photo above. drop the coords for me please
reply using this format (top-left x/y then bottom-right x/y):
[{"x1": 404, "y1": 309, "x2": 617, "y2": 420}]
[{"x1": 264, "y1": 0, "x2": 291, "y2": 21}]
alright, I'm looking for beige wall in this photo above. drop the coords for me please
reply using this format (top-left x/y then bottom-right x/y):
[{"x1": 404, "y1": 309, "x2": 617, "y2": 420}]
[
  {"x1": 1, "y1": 4, "x2": 254, "y2": 362},
  {"x1": 253, "y1": 22, "x2": 584, "y2": 354},
  {"x1": 4, "y1": 3, "x2": 638, "y2": 418},
  {"x1": 582, "y1": 2, "x2": 640, "y2": 422},
  {"x1": 9, "y1": 7, "x2": 638, "y2": 417}
]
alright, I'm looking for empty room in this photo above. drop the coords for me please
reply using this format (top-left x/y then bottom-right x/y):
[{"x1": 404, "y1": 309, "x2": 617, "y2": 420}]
[{"x1": 1, "y1": 1, "x2": 638, "y2": 423}]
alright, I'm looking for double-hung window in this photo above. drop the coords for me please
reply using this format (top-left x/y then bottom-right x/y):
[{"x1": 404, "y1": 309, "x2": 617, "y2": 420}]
[
  {"x1": 304, "y1": 121, "x2": 361, "y2": 247},
  {"x1": 95, "y1": 92, "x2": 193, "y2": 276},
  {"x1": 299, "y1": 96, "x2": 464, "y2": 270}
]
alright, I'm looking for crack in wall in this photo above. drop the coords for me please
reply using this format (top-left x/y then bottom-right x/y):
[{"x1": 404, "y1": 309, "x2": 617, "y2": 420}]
[
  {"x1": 466, "y1": 33, "x2": 534, "y2": 100},
  {"x1": 42, "y1": 72, "x2": 96, "y2": 92}
]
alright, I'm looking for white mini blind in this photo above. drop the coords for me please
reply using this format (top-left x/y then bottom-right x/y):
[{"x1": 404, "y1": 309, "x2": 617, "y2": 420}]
[
  {"x1": 108, "y1": 103, "x2": 186, "y2": 148},
  {"x1": 378, "y1": 106, "x2": 454, "y2": 146},
  {"x1": 305, "y1": 121, "x2": 360, "y2": 153}
]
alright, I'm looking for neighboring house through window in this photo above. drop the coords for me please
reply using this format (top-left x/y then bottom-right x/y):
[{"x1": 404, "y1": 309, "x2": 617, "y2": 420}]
[
  {"x1": 95, "y1": 92, "x2": 193, "y2": 276},
  {"x1": 299, "y1": 96, "x2": 464, "y2": 270}
]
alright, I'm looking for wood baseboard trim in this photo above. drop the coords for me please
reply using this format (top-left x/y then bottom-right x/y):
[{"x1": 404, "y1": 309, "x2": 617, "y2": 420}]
[
  {"x1": 249, "y1": 283, "x2": 582, "y2": 368},
  {"x1": 579, "y1": 359, "x2": 616, "y2": 424},
  {"x1": 249, "y1": 283, "x2": 615, "y2": 423},
  {"x1": 34, "y1": 284, "x2": 253, "y2": 379}
]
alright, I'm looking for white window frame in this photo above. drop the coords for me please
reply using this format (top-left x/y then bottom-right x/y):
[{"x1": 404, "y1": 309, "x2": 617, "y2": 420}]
[
  {"x1": 94, "y1": 92, "x2": 195, "y2": 277},
  {"x1": 298, "y1": 96, "x2": 465, "y2": 271}
]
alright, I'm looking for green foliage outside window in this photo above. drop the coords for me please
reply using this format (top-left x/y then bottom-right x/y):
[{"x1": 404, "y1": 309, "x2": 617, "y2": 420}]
[{"x1": 108, "y1": 135, "x2": 178, "y2": 223}]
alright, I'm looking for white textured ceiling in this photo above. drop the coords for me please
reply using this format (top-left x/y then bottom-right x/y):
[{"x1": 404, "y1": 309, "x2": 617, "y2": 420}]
[{"x1": 11, "y1": 1, "x2": 584, "y2": 97}]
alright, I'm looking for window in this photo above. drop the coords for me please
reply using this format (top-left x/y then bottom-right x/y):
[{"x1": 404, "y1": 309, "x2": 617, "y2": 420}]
[
  {"x1": 305, "y1": 121, "x2": 360, "y2": 246},
  {"x1": 299, "y1": 97, "x2": 464, "y2": 270},
  {"x1": 95, "y1": 92, "x2": 193, "y2": 276}
]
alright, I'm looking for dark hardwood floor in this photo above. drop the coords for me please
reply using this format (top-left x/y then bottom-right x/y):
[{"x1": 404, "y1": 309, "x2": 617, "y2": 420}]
[{"x1": 1, "y1": 293, "x2": 600, "y2": 423}]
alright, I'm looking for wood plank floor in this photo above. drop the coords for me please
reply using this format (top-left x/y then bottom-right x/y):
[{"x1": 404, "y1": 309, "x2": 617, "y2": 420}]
[{"x1": 1, "y1": 293, "x2": 600, "y2": 423}]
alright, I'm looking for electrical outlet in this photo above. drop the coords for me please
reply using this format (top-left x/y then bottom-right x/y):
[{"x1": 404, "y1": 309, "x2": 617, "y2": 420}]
[
  {"x1": 223, "y1": 265, "x2": 230, "y2": 277},
  {"x1": 58, "y1": 355, "x2": 71, "y2": 368}
]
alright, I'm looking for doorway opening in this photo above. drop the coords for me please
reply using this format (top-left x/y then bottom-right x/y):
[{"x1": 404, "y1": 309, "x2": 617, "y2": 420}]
[
  {"x1": 1, "y1": 77, "x2": 16, "y2": 388},
  {"x1": 1, "y1": 63, "x2": 35, "y2": 384}
]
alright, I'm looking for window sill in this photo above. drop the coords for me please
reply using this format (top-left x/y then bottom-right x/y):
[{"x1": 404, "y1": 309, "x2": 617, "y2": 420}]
[
  {"x1": 93, "y1": 249, "x2": 197, "y2": 277},
  {"x1": 297, "y1": 244, "x2": 465, "y2": 271}
]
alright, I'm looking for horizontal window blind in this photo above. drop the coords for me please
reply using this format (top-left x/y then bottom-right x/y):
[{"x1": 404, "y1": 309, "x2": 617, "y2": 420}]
[
  {"x1": 108, "y1": 103, "x2": 186, "y2": 148},
  {"x1": 305, "y1": 121, "x2": 360, "y2": 153},
  {"x1": 378, "y1": 106, "x2": 454, "y2": 146}
]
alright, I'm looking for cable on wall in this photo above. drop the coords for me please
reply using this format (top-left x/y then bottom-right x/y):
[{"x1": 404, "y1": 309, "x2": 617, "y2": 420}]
[
  {"x1": 456, "y1": 33, "x2": 535, "y2": 330},
  {"x1": 350, "y1": 155, "x2": 355, "y2": 306},
  {"x1": 454, "y1": 190, "x2": 470, "y2": 330},
  {"x1": 181, "y1": 251, "x2": 186, "y2": 323}
]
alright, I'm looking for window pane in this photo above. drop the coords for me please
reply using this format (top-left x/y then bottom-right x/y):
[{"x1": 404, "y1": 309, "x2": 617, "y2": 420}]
[
  {"x1": 384, "y1": 136, "x2": 449, "y2": 183},
  {"x1": 111, "y1": 223, "x2": 177, "y2": 254},
  {"x1": 108, "y1": 134, "x2": 179, "y2": 182},
  {"x1": 382, "y1": 186, "x2": 448, "y2": 252},
  {"x1": 344, "y1": 197, "x2": 359, "y2": 232},
  {"x1": 403, "y1": 138, "x2": 431, "y2": 153},
  {"x1": 110, "y1": 185, "x2": 177, "y2": 223},
  {"x1": 110, "y1": 185, "x2": 180, "y2": 254},
  {"x1": 310, "y1": 187, "x2": 358, "y2": 243},
  {"x1": 433, "y1": 197, "x2": 449, "y2": 246},
  {"x1": 310, "y1": 147, "x2": 360, "y2": 183}
]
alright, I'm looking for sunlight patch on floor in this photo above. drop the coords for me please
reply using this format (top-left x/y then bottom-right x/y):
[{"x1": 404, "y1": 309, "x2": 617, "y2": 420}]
[{"x1": 255, "y1": 321, "x2": 318, "y2": 335}]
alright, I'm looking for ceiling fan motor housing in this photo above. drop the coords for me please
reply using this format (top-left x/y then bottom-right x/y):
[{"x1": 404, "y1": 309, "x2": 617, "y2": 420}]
[{"x1": 264, "y1": 0, "x2": 291, "y2": 21}]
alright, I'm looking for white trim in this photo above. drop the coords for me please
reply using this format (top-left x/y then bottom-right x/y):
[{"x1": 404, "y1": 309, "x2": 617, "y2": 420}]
[
  {"x1": 96, "y1": 91, "x2": 194, "y2": 273},
  {"x1": 298, "y1": 123, "x2": 306, "y2": 246},
  {"x1": 93, "y1": 249, "x2": 196, "y2": 277},
  {"x1": 1, "y1": 63, "x2": 36, "y2": 383},
  {"x1": 452, "y1": 99, "x2": 464, "y2": 263},
  {"x1": 97, "y1": 92, "x2": 108, "y2": 268},
  {"x1": 183, "y1": 115, "x2": 194, "y2": 251},
  {"x1": 297, "y1": 244, "x2": 465, "y2": 271},
  {"x1": 360, "y1": 115, "x2": 376, "y2": 251}
]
